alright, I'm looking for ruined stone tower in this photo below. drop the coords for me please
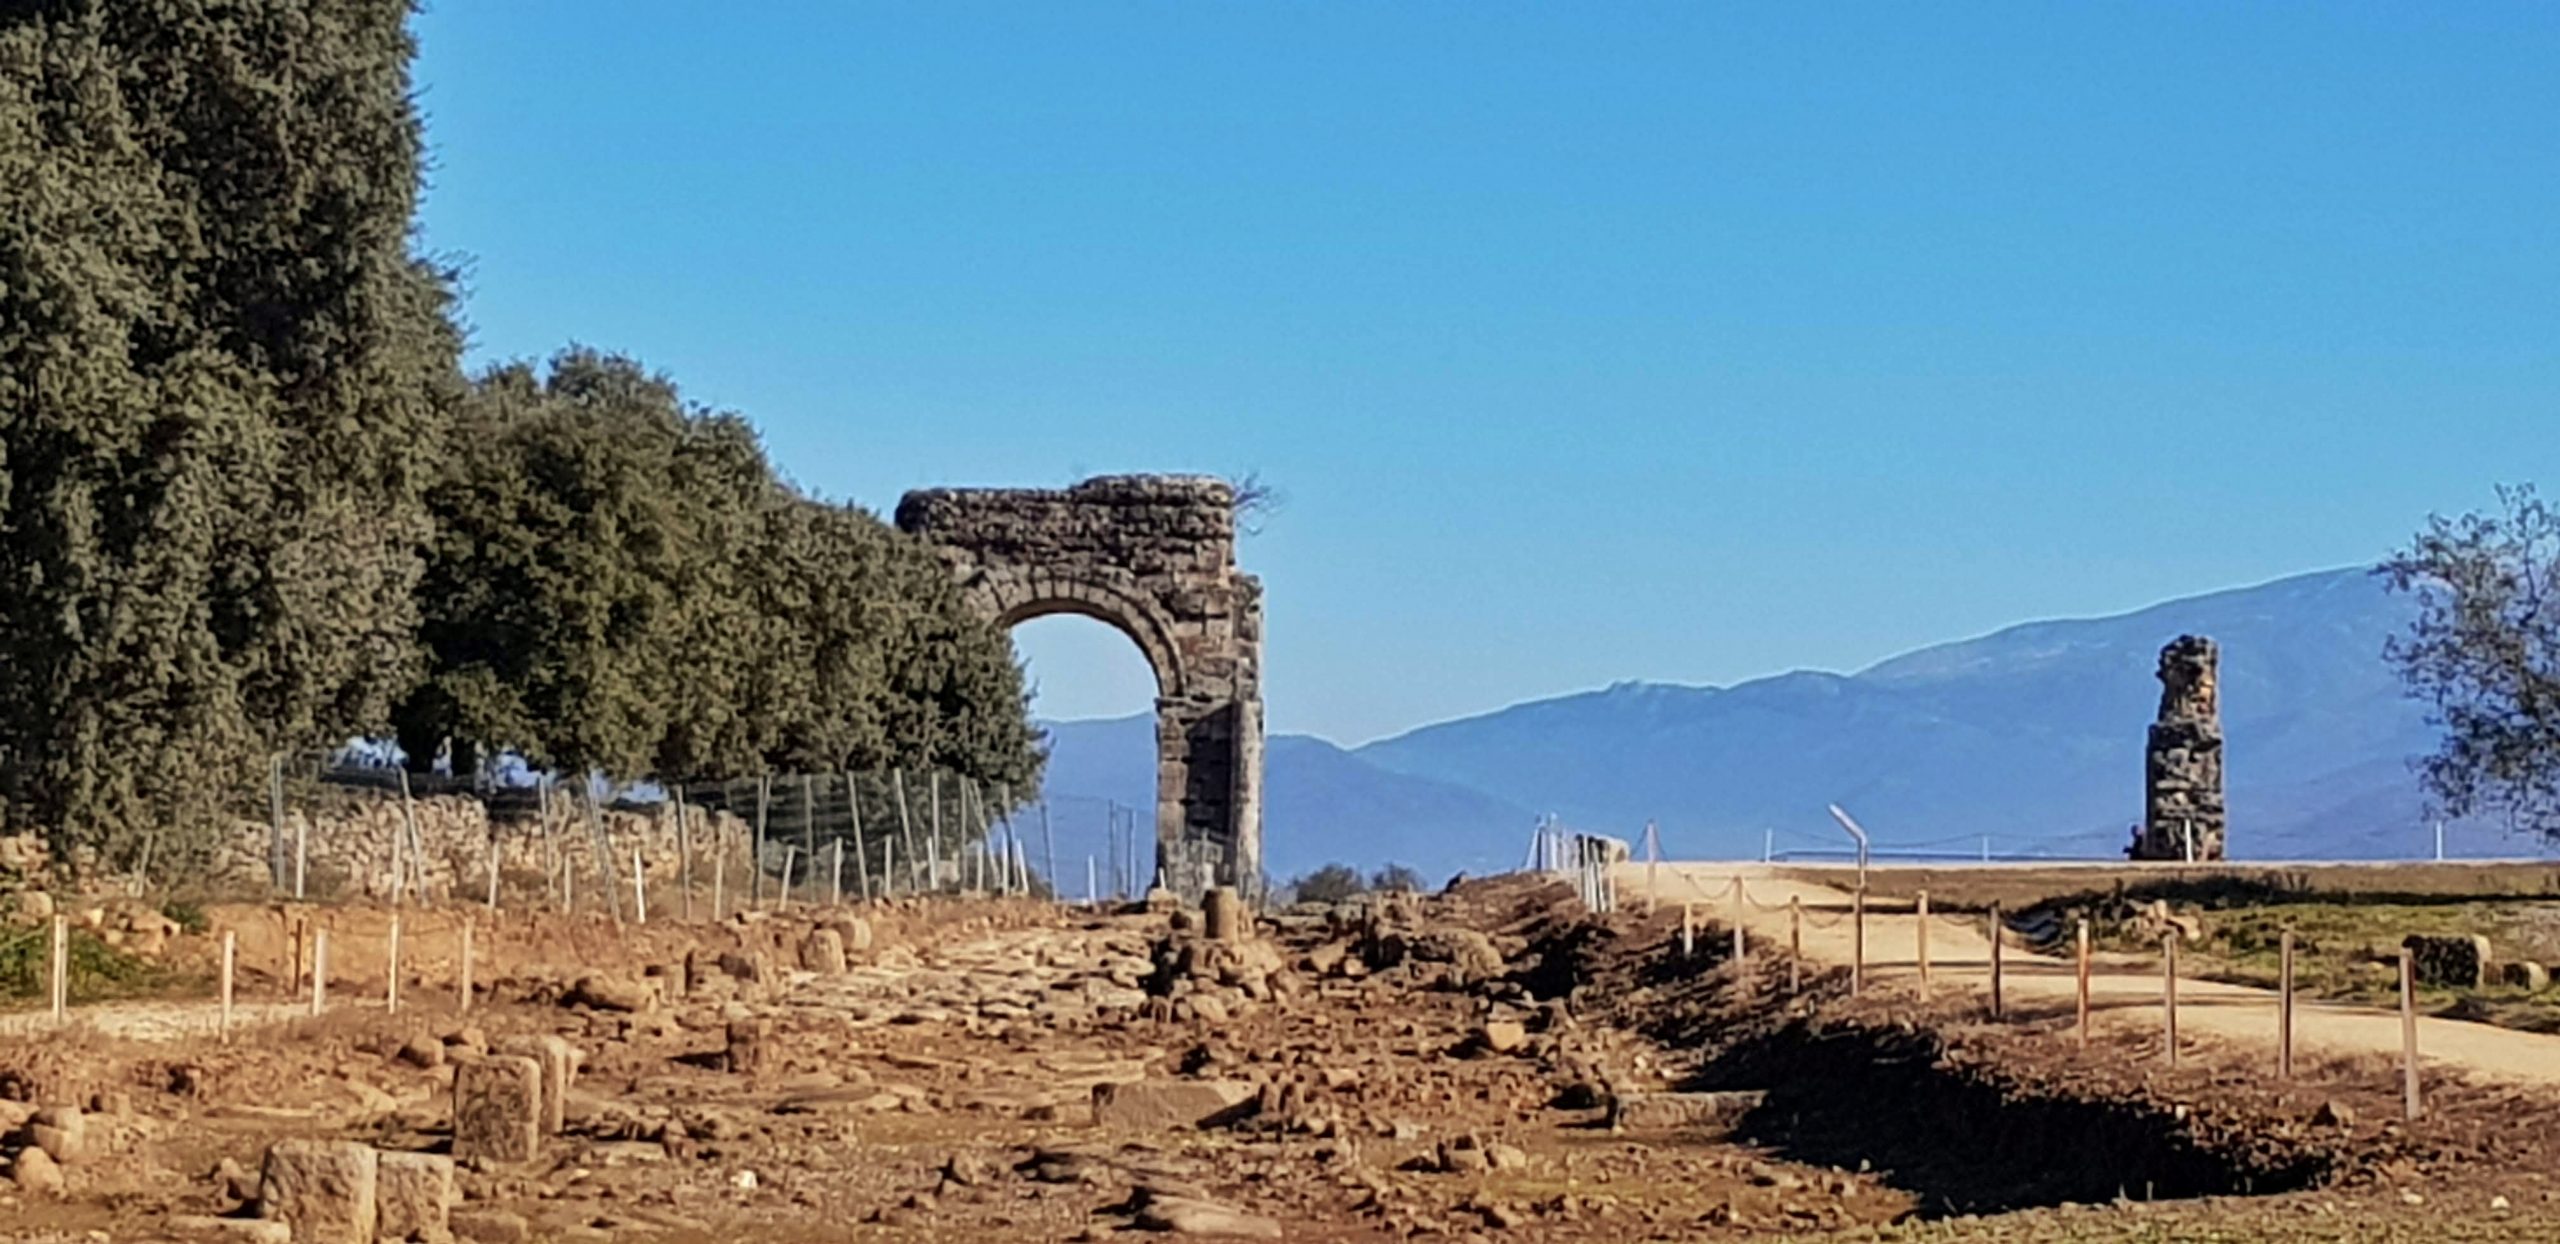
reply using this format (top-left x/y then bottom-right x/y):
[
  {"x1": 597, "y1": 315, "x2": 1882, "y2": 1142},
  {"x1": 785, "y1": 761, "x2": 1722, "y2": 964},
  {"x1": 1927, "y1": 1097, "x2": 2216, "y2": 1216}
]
[{"x1": 2132, "y1": 634, "x2": 2225, "y2": 861}]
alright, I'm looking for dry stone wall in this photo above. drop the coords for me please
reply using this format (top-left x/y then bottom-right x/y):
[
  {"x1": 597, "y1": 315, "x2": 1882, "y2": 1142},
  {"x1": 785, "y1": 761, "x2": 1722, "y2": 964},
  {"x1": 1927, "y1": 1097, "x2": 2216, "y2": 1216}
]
[{"x1": 897, "y1": 475, "x2": 1264, "y2": 901}]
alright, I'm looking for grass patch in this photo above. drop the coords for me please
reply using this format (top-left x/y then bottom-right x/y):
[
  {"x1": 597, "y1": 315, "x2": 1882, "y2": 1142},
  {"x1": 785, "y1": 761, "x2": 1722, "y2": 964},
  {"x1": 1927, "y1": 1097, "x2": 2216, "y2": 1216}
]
[{"x1": 0, "y1": 921, "x2": 163, "y2": 1007}]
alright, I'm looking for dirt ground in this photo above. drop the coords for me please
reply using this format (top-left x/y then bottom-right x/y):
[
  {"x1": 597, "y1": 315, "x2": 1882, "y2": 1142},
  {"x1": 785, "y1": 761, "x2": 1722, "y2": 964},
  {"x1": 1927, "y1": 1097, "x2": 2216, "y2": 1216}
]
[{"x1": 2, "y1": 877, "x2": 2558, "y2": 1242}]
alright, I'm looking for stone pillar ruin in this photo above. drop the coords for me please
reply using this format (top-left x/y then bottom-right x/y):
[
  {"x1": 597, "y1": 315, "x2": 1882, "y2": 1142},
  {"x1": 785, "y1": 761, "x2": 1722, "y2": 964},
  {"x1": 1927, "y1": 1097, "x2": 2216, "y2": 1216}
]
[
  {"x1": 2131, "y1": 634, "x2": 2226, "y2": 861},
  {"x1": 896, "y1": 475, "x2": 1265, "y2": 902}
]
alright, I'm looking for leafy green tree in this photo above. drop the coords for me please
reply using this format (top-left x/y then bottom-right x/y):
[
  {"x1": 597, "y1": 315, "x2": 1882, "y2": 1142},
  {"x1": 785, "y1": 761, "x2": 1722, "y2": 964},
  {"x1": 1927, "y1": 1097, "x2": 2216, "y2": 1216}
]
[
  {"x1": 0, "y1": 1, "x2": 456, "y2": 868},
  {"x1": 2380, "y1": 485, "x2": 2560, "y2": 843}
]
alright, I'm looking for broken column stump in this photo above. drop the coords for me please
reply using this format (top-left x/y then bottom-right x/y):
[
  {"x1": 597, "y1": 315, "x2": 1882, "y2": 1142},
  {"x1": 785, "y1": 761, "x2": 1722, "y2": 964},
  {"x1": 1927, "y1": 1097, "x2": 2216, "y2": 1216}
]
[
  {"x1": 725, "y1": 1018, "x2": 772, "y2": 1075},
  {"x1": 1203, "y1": 886, "x2": 1245, "y2": 943},
  {"x1": 257, "y1": 1139, "x2": 379, "y2": 1244},
  {"x1": 451, "y1": 1056, "x2": 541, "y2": 1165},
  {"x1": 491, "y1": 1035, "x2": 576, "y2": 1135},
  {"x1": 374, "y1": 1151, "x2": 455, "y2": 1244},
  {"x1": 2133, "y1": 634, "x2": 2227, "y2": 861}
]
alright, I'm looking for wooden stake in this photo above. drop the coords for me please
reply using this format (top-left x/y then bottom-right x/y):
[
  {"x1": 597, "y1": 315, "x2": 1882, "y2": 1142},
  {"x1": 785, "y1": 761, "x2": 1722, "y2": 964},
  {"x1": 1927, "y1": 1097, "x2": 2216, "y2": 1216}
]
[
  {"x1": 801, "y1": 777, "x2": 816, "y2": 905},
  {"x1": 1988, "y1": 902, "x2": 2004, "y2": 1019},
  {"x1": 631, "y1": 845, "x2": 647, "y2": 924},
  {"x1": 49, "y1": 914, "x2": 68, "y2": 1022},
  {"x1": 776, "y1": 845, "x2": 797, "y2": 912},
  {"x1": 2076, "y1": 919, "x2": 2092, "y2": 1048},
  {"x1": 2163, "y1": 933, "x2": 2179, "y2": 1066},
  {"x1": 1851, "y1": 887, "x2": 1865, "y2": 995},
  {"x1": 713, "y1": 811, "x2": 727, "y2": 920},
  {"x1": 1680, "y1": 903, "x2": 1695, "y2": 958},
  {"x1": 2400, "y1": 948, "x2": 2422, "y2": 1120},
  {"x1": 387, "y1": 914, "x2": 403, "y2": 1014},
  {"x1": 1788, "y1": 896, "x2": 1803, "y2": 994},
  {"x1": 831, "y1": 839, "x2": 844, "y2": 907},
  {"x1": 311, "y1": 927, "x2": 329, "y2": 1017},
  {"x1": 460, "y1": 920, "x2": 474, "y2": 1014},
  {"x1": 220, "y1": 930, "x2": 237, "y2": 1041},
  {"x1": 752, "y1": 775, "x2": 770, "y2": 907},
  {"x1": 294, "y1": 812, "x2": 308, "y2": 902},
  {"x1": 1730, "y1": 878, "x2": 1746, "y2": 968},
  {"x1": 1916, "y1": 889, "x2": 1932, "y2": 990},
  {"x1": 2278, "y1": 929, "x2": 2295, "y2": 1080}
]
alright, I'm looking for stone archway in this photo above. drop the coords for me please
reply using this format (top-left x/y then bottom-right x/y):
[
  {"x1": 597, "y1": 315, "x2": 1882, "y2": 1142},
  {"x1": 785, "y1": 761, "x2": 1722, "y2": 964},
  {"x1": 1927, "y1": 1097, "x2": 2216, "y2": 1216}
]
[{"x1": 895, "y1": 475, "x2": 1264, "y2": 900}]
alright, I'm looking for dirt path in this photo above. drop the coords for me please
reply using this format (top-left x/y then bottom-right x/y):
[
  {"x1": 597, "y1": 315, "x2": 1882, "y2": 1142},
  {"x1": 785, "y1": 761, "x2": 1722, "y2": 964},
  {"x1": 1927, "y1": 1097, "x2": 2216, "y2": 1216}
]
[{"x1": 1629, "y1": 862, "x2": 2560, "y2": 1089}]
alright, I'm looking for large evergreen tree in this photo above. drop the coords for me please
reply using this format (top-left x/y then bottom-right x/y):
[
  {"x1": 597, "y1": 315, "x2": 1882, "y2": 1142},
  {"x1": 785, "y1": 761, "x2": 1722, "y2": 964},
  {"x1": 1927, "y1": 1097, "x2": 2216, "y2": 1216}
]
[{"x1": 0, "y1": 1, "x2": 454, "y2": 867}]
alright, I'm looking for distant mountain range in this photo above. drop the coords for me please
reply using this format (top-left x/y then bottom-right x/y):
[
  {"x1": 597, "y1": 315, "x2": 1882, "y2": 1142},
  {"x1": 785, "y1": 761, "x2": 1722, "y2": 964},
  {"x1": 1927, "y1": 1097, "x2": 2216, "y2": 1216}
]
[{"x1": 1031, "y1": 567, "x2": 2552, "y2": 885}]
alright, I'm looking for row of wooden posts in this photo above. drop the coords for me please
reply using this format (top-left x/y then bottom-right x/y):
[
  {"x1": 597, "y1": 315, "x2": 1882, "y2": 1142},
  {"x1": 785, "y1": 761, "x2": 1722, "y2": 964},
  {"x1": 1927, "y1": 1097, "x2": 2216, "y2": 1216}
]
[
  {"x1": 43, "y1": 913, "x2": 475, "y2": 1042},
  {"x1": 270, "y1": 767, "x2": 1072, "y2": 917},
  {"x1": 1675, "y1": 883, "x2": 2430, "y2": 1122}
]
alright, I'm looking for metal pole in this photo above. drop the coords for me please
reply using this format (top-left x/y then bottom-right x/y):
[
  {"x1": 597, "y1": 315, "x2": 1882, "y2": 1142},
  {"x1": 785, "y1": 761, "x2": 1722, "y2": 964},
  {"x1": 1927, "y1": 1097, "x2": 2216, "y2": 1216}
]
[
  {"x1": 892, "y1": 768, "x2": 918, "y2": 890},
  {"x1": 1851, "y1": 886, "x2": 1865, "y2": 995},
  {"x1": 752, "y1": 775, "x2": 770, "y2": 907},
  {"x1": 712, "y1": 800, "x2": 727, "y2": 920},
  {"x1": 847, "y1": 773, "x2": 872, "y2": 902},
  {"x1": 1827, "y1": 804, "x2": 1873, "y2": 891},
  {"x1": 1039, "y1": 797, "x2": 1058, "y2": 904},
  {"x1": 269, "y1": 753, "x2": 287, "y2": 891},
  {"x1": 676, "y1": 787, "x2": 695, "y2": 921},
  {"x1": 801, "y1": 775, "x2": 817, "y2": 905},
  {"x1": 929, "y1": 771, "x2": 943, "y2": 888},
  {"x1": 832, "y1": 839, "x2": 844, "y2": 907},
  {"x1": 1088, "y1": 854, "x2": 1099, "y2": 906}
]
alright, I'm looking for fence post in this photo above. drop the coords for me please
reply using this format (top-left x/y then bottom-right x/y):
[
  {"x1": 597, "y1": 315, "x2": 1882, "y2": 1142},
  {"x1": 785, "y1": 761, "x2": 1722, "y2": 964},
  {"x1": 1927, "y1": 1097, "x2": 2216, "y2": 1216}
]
[
  {"x1": 220, "y1": 929, "x2": 237, "y2": 1042},
  {"x1": 929, "y1": 771, "x2": 943, "y2": 890},
  {"x1": 50, "y1": 914, "x2": 68, "y2": 1023},
  {"x1": 1037, "y1": 793, "x2": 1058, "y2": 903},
  {"x1": 311, "y1": 927, "x2": 329, "y2": 1017},
  {"x1": 800, "y1": 776, "x2": 817, "y2": 905},
  {"x1": 2163, "y1": 933, "x2": 2179, "y2": 1066},
  {"x1": 847, "y1": 773, "x2": 872, "y2": 903},
  {"x1": 386, "y1": 914, "x2": 402, "y2": 1015},
  {"x1": 485, "y1": 816, "x2": 502, "y2": 913},
  {"x1": 294, "y1": 812, "x2": 309, "y2": 902},
  {"x1": 269, "y1": 753, "x2": 287, "y2": 892},
  {"x1": 1088, "y1": 854, "x2": 1098, "y2": 906},
  {"x1": 2279, "y1": 929, "x2": 2295, "y2": 1080},
  {"x1": 584, "y1": 789, "x2": 623, "y2": 924},
  {"x1": 892, "y1": 769, "x2": 918, "y2": 892},
  {"x1": 1680, "y1": 903, "x2": 1694, "y2": 958},
  {"x1": 460, "y1": 920, "x2": 474, "y2": 1015},
  {"x1": 1730, "y1": 878, "x2": 1746, "y2": 969},
  {"x1": 775, "y1": 846, "x2": 796, "y2": 912},
  {"x1": 1988, "y1": 902, "x2": 2005, "y2": 1019},
  {"x1": 393, "y1": 769, "x2": 415, "y2": 905},
  {"x1": 1851, "y1": 886, "x2": 1866, "y2": 995},
  {"x1": 1644, "y1": 821, "x2": 1659, "y2": 915},
  {"x1": 752, "y1": 775, "x2": 770, "y2": 908},
  {"x1": 1916, "y1": 889, "x2": 1931, "y2": 991},
  {"x1": 2076, "y1": 919, "x2": 2092, "y2": 1047},
  {"x1": 831, "y1": 840, "x2": 844, "y2": 907},
  {"x1": 712, "y1": 813, "x2": 727, "y2": 921},
  {"x1": 2400, "y1": 948, "x2": 2422, "y2": 1120},
  {"x1": 1788, "y1": 896, "x2": 1803, "y2": 994},
  {"x1": 675, "y1": 788, "x2": 695, "y2": 921},
  {"x1": 631, "y1": 845, "x2": 647, "y2": 924}
]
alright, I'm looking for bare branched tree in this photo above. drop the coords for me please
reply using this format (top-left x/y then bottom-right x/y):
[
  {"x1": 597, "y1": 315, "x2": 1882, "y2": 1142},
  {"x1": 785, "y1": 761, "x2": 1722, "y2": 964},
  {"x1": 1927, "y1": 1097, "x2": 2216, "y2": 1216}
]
[
  {"x1": 1232, "y1": 471, "x2": 1285, "y2": 536},
  {"x1": 2378, "y1": 484, "x2": 2560, "y2": 843}
]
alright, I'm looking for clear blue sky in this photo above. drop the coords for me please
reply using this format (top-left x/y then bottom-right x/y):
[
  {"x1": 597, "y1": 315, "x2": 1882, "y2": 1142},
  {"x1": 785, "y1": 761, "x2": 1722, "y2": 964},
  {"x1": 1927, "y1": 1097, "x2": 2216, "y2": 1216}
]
[{"x1": 412, "y1": 3, "x2": 2560, "y2": 746}]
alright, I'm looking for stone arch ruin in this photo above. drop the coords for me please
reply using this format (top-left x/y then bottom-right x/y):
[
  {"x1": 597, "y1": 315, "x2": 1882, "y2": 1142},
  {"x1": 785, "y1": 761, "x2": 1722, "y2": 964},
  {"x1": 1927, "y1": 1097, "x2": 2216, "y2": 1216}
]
[{"x1": 895, "y1": 475, "x2": 1264, "y2": 900}]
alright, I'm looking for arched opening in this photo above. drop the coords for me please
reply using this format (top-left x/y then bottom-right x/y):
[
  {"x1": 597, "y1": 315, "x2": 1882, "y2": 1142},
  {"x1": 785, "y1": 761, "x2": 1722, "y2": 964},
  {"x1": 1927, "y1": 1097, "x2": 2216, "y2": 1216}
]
[{"x1": 1011, "y1": 613, "x2": 1165, "y2": 901}]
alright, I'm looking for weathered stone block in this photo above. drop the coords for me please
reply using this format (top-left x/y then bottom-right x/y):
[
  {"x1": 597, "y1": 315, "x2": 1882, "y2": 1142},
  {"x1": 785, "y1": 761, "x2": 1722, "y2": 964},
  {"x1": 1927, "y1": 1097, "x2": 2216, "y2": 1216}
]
[
  {"x1": 491, "y1": 1036, "x2": 575, "y2": 1135},
  {"x1": 1202, "y1": 886, "x2": 1244, "y2": 943},
  {"x1": 2405, "y1": 934, "x2": 2493, "y2": 989},
  {"x1": 374, "y1": 1151, "x2": 454, "y2": 1243},
  {"x1": 1091, "y1": 1079, "x2": 1256, "y2": 1130},
  {"x1": 257, "y1": 1139, "x2": 378, "y2": 1244},
  {"x1": 451, "y1": 1056, "x2": 541, "y2": 1165},
  {"x1": 798, "y1": 927, "x2": 847, "y2": 974},
  {"x1": 448, "y1": 1208, "x2": 528, "y2": 1244},
  {"x1": 726, "y1": 1018, "x2": 771, "y2": 1075},
  {"x1": 2499, "y1": 959, "x2": 2551, "y2": 992}
]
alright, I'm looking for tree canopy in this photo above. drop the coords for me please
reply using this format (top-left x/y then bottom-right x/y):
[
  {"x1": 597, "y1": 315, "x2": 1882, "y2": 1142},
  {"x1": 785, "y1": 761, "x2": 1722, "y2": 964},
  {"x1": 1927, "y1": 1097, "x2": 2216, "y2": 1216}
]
[
  {"x1": 0, "y1": 2, "x2": 1039, "y2": 869},
  {"x1": 2379, "y1": 485, "x2": 2560, "y2": 843}
]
